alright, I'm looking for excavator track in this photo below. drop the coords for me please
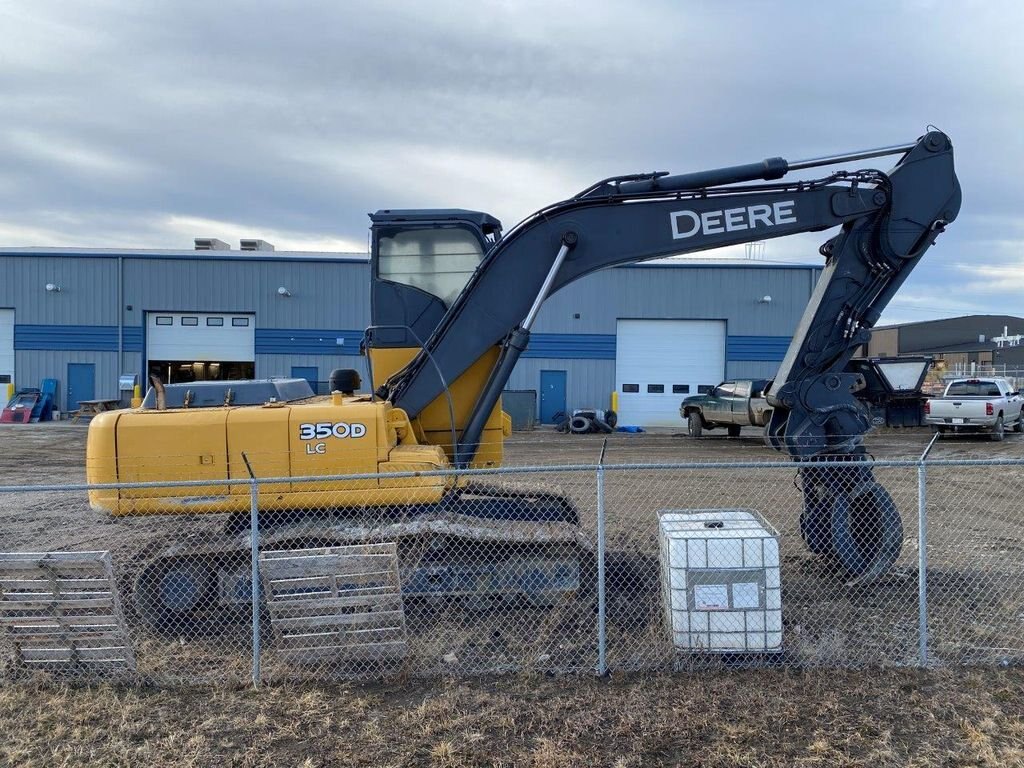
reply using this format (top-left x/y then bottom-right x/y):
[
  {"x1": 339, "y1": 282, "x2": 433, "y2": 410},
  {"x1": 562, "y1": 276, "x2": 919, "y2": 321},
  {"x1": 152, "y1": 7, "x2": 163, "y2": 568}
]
[{"x1": 132, "y1": 482, "x2": 593, "y2": 632}]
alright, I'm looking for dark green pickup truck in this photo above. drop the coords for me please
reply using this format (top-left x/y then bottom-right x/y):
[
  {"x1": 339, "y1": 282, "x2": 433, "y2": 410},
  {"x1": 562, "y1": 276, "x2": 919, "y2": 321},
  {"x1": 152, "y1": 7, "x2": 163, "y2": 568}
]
[{"x1": 679, "y1": 379, "x2": 773, "y2": 437}]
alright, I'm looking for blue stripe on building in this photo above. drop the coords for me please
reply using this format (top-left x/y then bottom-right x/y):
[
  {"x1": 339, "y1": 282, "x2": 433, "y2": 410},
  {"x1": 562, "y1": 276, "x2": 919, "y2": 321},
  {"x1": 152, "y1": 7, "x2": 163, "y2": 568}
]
[
  {"x1": 14, "y1": 324, "x2": 792, "y2": 362},
  {"x1": 15, "y1": 325, "x2": 143, "y2": 352},
  {"x1": 254, "y1": 328, "x2": 365, "y2": 355},
  {"x1": 522, "y1": 333, "x2": 793, "y2": 362},
  {"x1": 522, "y1": 333, "x2": 616, "y2": 359},
  {"x1": 726, "y1": 335, "x2": 791, "y2": 361},
  {"x1": 15, "y1": 325, "x2": 365, "y2": 355}
]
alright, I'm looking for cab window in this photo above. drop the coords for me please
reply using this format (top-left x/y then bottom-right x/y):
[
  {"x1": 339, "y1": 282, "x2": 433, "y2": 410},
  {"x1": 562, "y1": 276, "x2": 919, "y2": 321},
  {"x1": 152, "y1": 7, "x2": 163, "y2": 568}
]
[
  {"x1": 714, "y1": 383, "x2": 736, "y2": 398},
  {"x1": 946, "y1": 380, "x2": 1001, "y2": 397},
  {"x1": 377, "y1": 227, "x2": 485, "y2": 307}
]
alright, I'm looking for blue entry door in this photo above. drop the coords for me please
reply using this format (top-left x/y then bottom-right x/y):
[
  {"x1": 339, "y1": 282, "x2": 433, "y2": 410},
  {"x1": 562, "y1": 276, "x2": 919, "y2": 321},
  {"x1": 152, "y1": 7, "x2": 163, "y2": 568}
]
[
  {"x1": 539, "y1": 370, "x2": 567, "y2": 424},
  {"x1": 291, "y1": 366, "x2": 319, "y2": 393},
  {"x1": 67, "y1": 363, "x2": 95, "y2": 411}
]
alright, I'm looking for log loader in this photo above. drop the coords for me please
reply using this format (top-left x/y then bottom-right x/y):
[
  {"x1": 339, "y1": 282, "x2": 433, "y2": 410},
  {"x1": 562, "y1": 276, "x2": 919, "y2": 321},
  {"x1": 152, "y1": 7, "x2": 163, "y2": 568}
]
[{"x1": 86, "y1": 130, "x2": 960, "y2": 626}]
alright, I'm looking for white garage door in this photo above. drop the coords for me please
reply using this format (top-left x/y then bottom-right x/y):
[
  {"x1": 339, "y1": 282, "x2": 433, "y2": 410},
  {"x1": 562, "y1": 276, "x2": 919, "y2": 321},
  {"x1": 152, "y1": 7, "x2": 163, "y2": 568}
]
[
  {"x1": 0, "y1": 309, "x2": 13, "y2": 385},
  {"x1": 147, "y1": 312, "x2": 255, "y2": 363},
  {"x1": 615, "y1": 319, "x2": 726, "y2": 427}
]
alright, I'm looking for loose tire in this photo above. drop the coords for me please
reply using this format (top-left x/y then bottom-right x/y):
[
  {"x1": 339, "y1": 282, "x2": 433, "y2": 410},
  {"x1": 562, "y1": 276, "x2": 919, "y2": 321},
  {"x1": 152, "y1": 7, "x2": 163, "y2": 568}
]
[
  {"x1": 687, "y1": 412, "x2": 703, "y2": 438},
  {"x1": 569, "y1": 415, "x2": 592, "y2": 434},
  {"x1": 727, "y1": 424, "x2": 741, "y2": 438},
  {"x1": 991, "y1": 415, "x2": 1005, "y2": 442}
]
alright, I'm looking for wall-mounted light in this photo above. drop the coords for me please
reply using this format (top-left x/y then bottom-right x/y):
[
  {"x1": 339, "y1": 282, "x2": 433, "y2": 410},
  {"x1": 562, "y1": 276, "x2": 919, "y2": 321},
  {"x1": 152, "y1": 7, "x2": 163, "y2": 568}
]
[
  {"x1": 45, "y1": 283, "x2": 62, "y2": 293},
  {"x1": 758, "y1": 295, "x2": 772, "y2": 304},
  {"x1": 277, "y1": 286, "x2": 291, "y2": 297}
]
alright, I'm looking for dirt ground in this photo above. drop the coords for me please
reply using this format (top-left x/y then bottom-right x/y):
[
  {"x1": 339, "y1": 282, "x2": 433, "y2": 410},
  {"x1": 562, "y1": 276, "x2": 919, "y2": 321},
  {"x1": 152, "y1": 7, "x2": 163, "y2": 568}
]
[
  {"x1": 1, "y1": 422, "x2": 1022, "y2": 676},
  {"x1": 1, "y1": 423, "x2": 1023, "y2": 765}
]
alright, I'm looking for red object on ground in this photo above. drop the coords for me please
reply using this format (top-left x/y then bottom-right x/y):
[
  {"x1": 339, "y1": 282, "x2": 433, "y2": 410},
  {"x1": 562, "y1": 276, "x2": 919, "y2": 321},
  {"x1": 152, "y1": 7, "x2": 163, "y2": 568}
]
[{"x1": 1, "y1": 393, "x2": 40, "y2": 423}]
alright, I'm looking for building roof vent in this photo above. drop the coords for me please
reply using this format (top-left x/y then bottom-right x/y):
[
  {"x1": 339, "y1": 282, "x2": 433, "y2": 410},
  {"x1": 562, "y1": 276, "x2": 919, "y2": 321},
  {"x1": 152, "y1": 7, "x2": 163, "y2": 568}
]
[
  {"x1": 240, "y1": 239, "x2": 275, "y2": 251},
  {"x1": 194, "y1": 238, "x2": 231, "y2": 251}
]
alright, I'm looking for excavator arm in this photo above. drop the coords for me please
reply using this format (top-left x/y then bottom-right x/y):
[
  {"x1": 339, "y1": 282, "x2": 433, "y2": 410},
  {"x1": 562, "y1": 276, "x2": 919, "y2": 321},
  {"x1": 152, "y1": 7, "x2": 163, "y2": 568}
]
[{"x1": 382, "y1": 131, "x2": 960, "y2": 468}]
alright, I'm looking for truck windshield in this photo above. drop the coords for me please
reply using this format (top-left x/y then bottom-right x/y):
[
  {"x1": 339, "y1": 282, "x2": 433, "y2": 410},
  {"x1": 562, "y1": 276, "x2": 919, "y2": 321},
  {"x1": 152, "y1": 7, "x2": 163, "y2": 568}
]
[{"x1": 946, "y1": 381, "x2": 1001, "y2": 397}]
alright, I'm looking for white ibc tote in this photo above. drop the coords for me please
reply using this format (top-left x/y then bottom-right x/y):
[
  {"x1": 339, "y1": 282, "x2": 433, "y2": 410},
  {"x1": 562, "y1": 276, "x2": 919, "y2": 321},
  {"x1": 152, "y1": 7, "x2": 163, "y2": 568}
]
[{"x1": 658, "y1": 509, "x2": 782, "y2": 652}]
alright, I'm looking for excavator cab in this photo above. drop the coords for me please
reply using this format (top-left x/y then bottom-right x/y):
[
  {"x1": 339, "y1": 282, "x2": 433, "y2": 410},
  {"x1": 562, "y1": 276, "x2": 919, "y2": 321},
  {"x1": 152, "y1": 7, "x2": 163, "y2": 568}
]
[
  {"x1": 367, "y1": 210, "x2": 511, "y2": 465},
  {"x1": 369, "y1": 209, "x2": 501, "y2": 350}
]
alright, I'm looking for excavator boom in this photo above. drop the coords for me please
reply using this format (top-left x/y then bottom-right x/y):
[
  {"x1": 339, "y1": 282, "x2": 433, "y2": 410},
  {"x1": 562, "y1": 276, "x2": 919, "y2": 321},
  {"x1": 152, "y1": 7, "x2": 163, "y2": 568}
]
[{"x1": 378, "y1": 131, "x2": 960, "y2": 465}]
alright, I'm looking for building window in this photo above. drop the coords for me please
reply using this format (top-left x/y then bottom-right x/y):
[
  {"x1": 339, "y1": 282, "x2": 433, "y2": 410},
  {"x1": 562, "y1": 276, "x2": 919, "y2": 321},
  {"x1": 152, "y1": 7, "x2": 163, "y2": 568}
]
[
  {"x1": 206, "y1": 317, "x2": 224, "y2": 326},
  {"x1": 672, "y1": 384, "x2": 689, "y2": 394},
  {"x1": 155, "y1": 316, "x2": 172, "y2": 326},
  {"x1": 698, "y1": 385, "x2": 715, "y2": 394},
  {"x1": 0, "y1": 375, "x2": 10, "y2": 384},
  {"x1": 622, "y1": 384, "x2": 639, "y2": 393},
  {"x1": 232, "y1": 317, "x2": 250, "y2": 327},
  {"x1": 181, "y1": 316, "x2": 199, "y2": 326},
  {"x1": 647, "y1": 384, "x2": 665, "y2": 393}
]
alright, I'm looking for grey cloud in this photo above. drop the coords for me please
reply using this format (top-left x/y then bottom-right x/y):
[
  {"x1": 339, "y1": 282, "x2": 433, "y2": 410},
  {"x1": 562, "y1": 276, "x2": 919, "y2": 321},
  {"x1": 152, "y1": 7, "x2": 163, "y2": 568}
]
[{"x1": 0, "y1": 1, "x2": 1021, "y2": 323}]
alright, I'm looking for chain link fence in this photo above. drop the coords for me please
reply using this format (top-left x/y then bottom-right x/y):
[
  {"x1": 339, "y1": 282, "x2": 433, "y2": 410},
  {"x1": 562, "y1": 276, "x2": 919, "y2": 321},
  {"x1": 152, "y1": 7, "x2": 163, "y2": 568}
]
[{"x1": 0, "y1": 450, "x2": 1022, "y2": 687}]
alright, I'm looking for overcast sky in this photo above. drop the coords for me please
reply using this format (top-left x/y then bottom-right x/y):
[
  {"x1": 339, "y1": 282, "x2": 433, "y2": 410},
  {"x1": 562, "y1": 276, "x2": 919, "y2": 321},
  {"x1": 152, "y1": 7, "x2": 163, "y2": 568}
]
[{"x1": 1, "y1": 1, "x2": 1021, "y2": 325}]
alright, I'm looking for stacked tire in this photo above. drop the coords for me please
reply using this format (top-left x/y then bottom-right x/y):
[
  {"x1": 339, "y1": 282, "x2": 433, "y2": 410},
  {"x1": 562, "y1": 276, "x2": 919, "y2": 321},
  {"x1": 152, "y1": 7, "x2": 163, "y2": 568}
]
[{"x1": 556, "y1": 409, "x2": 618, "y2": 434}]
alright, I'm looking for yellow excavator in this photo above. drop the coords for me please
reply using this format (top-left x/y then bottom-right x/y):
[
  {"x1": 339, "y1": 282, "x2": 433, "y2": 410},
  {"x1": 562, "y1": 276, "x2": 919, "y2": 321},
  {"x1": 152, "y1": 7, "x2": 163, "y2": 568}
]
[{"x1": 86, "y1": 131, "x2": 960, "y2": 626}]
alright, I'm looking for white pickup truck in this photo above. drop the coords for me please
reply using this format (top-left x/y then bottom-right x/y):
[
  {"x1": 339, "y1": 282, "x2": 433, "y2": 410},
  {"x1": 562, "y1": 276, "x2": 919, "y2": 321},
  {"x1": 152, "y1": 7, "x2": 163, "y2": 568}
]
[{"x1": 925, "y1": 377, "x2": 1023, "y2": 441}]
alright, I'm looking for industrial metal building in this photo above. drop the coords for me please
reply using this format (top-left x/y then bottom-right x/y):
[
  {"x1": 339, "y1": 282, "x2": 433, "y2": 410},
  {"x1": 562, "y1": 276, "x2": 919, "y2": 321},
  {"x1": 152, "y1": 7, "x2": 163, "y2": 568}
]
[
  {"x1": 0, "y1": 244, "x2": 820, "y2": 426},
  {"x1": 867, "y1": 314, "x2": 1024, "y2": 373}
]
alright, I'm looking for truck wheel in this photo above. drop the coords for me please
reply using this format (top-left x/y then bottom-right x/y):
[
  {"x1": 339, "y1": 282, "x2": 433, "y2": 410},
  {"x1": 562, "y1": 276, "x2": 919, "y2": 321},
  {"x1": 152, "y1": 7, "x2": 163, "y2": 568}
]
[
  {"x1": 727, "y1": 424, "x2": 741, "y2": 438},
  {"x1": 687, "y1": 412, "x2": 703, "y2": 438},
  {"x1": 991, "y1": 415, "x2": 1005, "y2": 442},
  {"x1": 1014, "y1": 415, "x2": 1023, "y2": 434}
]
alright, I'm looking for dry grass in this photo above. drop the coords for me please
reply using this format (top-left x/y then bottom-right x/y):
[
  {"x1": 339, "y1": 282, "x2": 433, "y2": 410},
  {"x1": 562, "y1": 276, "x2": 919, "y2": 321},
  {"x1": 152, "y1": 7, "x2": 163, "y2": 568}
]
[{"x1": 2, "y1": 668, "x2": 1024, "y2": 767}]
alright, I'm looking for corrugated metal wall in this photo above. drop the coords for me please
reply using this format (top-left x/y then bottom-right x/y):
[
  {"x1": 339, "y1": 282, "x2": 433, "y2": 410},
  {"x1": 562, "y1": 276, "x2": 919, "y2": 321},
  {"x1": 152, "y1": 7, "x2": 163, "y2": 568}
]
[
  {"x1": 1, "y1": 249, "x2": 819, "y2": 416},
  {"x1": 507, "y1": 358, "x2": 617, "y2": 414},
  {"x1": 506, "y1": 263, "x2": 821, "y2": 413},
  {"x1": 0, "y1": 256, "x2": 119, "y2": 324},
  {"x1": 13, "y1": 350, "x2": 120, "y2": 410},
  {"x1": 0, "y1": 252, "x2": 370, "y2": 401},
  {"x1": 121, "y1": 258, "x2": 369, "y2": 328},
  {"x1": 528, "y1": 265, "x2": 817, "y2": 335}
]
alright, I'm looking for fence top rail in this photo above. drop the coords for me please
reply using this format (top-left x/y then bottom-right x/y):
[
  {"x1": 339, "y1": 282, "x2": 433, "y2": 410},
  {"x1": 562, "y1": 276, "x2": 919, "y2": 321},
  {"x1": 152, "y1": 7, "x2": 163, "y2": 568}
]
[{"x1": 0, "y1": 455, "x2": 1022, "y2": 494}]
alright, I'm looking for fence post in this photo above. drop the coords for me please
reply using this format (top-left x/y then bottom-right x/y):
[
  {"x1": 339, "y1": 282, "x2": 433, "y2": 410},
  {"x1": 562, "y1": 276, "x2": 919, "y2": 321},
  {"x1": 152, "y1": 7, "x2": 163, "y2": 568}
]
[
  {"x1": 917, "y1": 433, "x2": 938, "y2": 667},
  {"x1": 917, "y1": 461, "x2": 928, "y2": 667},
  {"x1": 250, "y1": 477, "x2": 261, "y2": 687},
  {"x1": 595, "y1": 464, "x2": 607, "y2": 676}
]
